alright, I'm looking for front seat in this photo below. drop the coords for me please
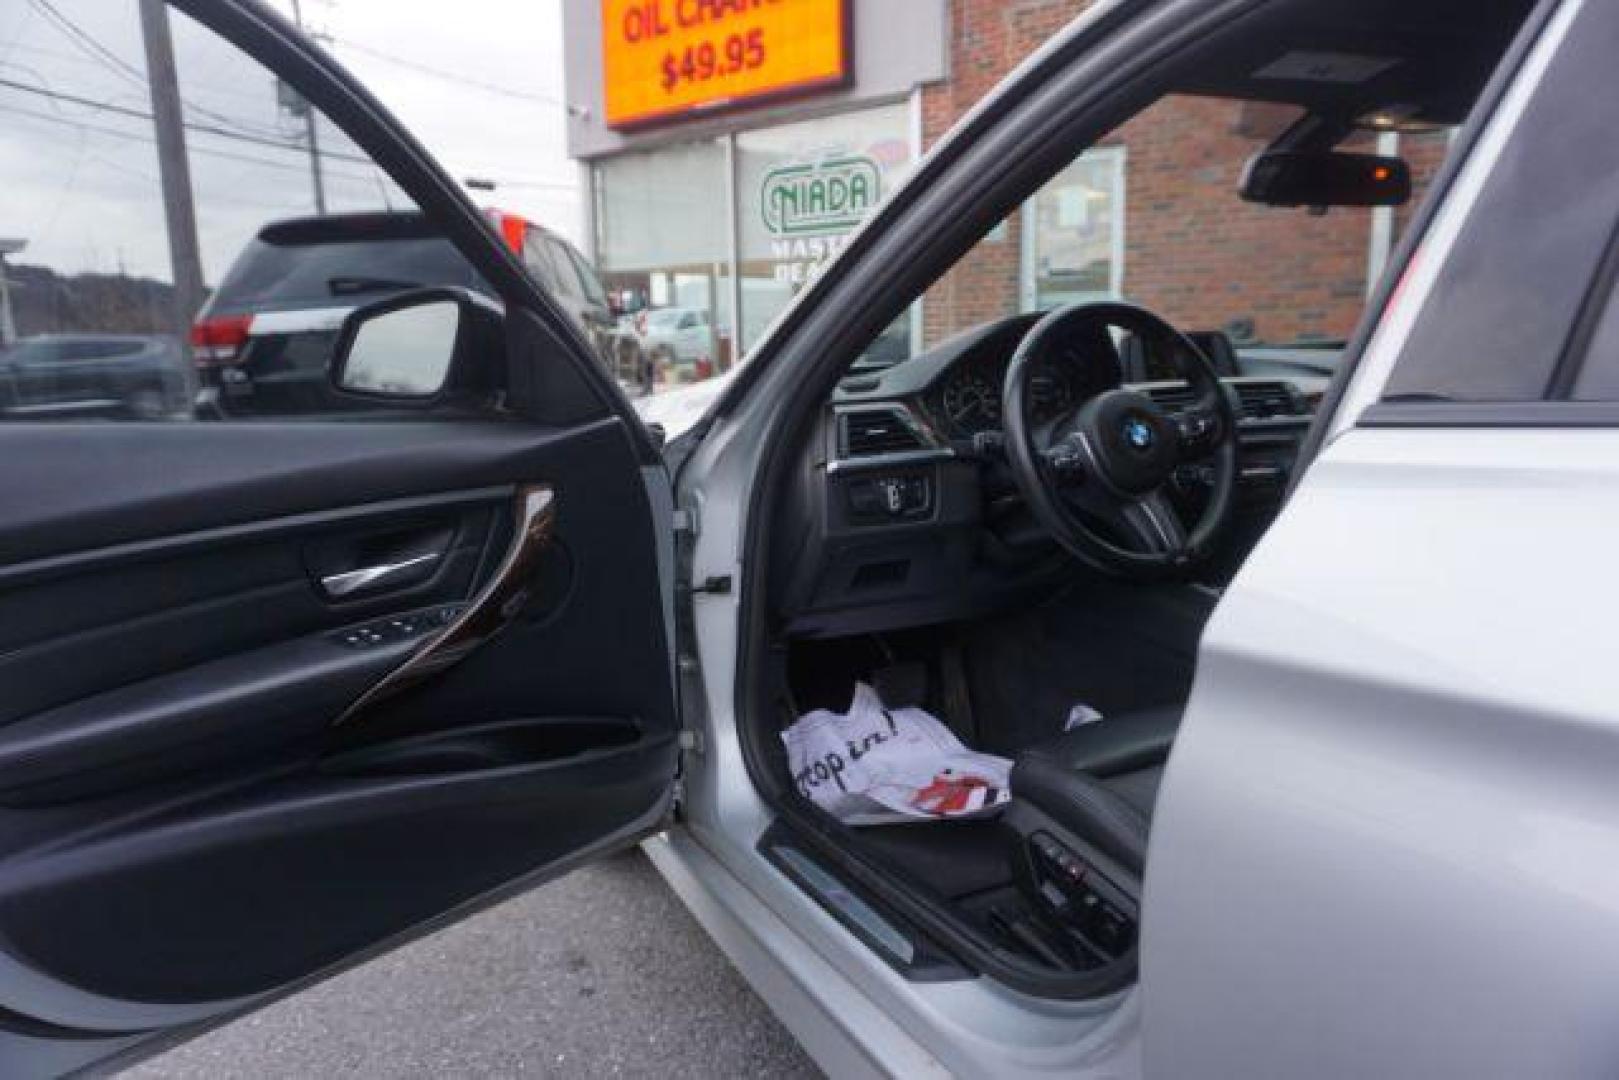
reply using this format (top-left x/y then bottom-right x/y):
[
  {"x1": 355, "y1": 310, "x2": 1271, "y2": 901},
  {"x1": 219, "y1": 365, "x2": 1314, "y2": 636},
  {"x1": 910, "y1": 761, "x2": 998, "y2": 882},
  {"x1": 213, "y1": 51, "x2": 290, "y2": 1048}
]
[
  {"x1": 1001, "y1": 706, "x2": 1179, "y2": 955},
  {"x1": 1012, "y1": 703, "x2": 1180, "y2": 826}
]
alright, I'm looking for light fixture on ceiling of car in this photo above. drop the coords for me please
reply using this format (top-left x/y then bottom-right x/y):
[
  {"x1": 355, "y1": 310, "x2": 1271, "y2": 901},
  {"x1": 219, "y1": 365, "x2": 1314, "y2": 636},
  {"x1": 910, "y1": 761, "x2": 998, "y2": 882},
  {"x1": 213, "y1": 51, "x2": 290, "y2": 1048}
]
[{"x1": 1356, "y1": 105, "x2": 1447, "y2": 134}]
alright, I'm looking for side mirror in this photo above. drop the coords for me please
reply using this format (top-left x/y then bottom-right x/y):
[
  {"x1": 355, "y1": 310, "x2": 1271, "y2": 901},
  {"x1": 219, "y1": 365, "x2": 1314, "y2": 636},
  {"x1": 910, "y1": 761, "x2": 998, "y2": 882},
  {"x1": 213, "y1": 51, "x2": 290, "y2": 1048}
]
[
  {"x1": 330, "y1": 288, "x2": 486, "y2": 401},
  {"x1": 1240, "y1": 150, "x2": 1411, "y2": 208}
]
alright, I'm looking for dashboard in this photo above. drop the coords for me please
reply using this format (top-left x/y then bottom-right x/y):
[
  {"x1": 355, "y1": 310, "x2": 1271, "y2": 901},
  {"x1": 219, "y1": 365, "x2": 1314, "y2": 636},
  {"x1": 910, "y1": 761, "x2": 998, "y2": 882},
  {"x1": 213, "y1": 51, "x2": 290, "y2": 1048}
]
[
  {"x1": 928, "y1": 334, "x2": 1113, "y2": 438},
  {"x1": 771, "y1": 313, "x2": 1324, "y2": 639}
]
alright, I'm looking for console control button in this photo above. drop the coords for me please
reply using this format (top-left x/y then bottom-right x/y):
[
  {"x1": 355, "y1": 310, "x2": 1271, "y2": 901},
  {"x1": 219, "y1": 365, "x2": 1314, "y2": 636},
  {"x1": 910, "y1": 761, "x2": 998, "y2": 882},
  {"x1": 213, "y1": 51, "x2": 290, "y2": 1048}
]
[{"x1": 334, "y1": 604, "x2": 465, "y2": 650}]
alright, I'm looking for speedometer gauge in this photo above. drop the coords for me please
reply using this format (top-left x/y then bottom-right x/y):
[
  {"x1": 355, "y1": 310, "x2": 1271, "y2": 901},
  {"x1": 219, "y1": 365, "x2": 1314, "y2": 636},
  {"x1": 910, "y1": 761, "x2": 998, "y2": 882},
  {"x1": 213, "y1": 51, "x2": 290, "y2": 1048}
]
[{"x1": 942, "y1": 374, "x2": 1002, "y2": 433}]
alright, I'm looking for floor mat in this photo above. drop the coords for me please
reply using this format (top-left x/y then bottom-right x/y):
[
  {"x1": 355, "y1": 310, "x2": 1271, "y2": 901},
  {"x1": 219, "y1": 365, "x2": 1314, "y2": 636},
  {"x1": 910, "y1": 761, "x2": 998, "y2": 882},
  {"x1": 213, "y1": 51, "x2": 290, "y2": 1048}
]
[{"x1": 964, "y1": 591, "x2": 1200, "y2": 756}]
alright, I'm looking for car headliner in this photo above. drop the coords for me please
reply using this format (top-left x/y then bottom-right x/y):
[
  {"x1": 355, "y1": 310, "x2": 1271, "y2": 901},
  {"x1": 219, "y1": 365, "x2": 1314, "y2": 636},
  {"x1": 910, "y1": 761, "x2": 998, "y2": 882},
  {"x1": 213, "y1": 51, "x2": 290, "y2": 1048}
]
[{"x1": 1175, "y1": 0, "x2": 1537, "y2": 127}]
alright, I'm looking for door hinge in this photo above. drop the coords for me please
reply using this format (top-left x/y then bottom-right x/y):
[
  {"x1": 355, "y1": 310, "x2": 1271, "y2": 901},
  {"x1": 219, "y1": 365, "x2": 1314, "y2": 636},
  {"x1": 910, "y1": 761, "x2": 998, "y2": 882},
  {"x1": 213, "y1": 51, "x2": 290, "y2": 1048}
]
[
  {"x1": 673, "y1": 507, "x2": 699, "y2": 536},
  {"x1": 678, "y1": 729, "x2": 705, "y2": 755}
]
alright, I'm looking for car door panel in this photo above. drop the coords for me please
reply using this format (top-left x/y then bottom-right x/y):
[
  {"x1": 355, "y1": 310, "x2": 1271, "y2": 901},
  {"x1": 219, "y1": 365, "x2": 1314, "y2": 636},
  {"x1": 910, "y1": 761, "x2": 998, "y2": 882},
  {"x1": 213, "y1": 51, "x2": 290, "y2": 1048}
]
[
  {"x1": 0, "y1": 2, "x2": 685, "y2": 1072},
  {"x1": 0, "y1": 414, "x2": 677, "y2": 1029},
  {"x1": 0, "y1": 716, "x2": 672, "y2": 1006}
]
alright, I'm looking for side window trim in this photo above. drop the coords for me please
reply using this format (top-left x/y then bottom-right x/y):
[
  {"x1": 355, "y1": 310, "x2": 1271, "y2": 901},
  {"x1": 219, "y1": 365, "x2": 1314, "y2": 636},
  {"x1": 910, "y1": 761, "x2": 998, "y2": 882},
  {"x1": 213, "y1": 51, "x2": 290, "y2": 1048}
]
[
  {"x1": 1544, "y1": 218, "x2": 1619, "y2": 400},
  {"x1": 1347, "y1": 0, "x2": 1605, "y2": 425}
]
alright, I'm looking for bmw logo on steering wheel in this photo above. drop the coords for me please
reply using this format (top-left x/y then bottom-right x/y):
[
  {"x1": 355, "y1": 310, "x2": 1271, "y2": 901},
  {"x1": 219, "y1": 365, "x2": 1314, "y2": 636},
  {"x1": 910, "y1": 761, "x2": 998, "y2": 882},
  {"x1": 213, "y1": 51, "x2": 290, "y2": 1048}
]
[{"x1": 1122, "y1": 415, "x2": 1156, "y2": 451}]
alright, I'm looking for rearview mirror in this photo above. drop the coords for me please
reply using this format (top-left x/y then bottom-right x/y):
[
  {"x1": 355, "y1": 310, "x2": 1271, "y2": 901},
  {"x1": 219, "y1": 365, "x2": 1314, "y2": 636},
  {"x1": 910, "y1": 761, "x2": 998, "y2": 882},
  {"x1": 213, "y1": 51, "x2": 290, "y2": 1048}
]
[
  {"x1": 1240, "y1": 150, "x2": 1411, "y2": 208},
  {"x1": 331, "y1": 289, "x2": 470, "y2": 400}
]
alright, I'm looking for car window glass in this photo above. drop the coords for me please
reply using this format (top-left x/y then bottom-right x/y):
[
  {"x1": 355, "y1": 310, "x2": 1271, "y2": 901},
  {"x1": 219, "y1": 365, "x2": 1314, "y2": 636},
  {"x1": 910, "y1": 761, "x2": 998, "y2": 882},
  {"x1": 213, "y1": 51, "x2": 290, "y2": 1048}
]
[
  {"x1": 522, "y1": 234, "x2": 565, "y2": 294},
  {"x1": 857, "y1": 95, "x2": 1460, "y2": 382},
  {"x1": 544, "y1": 237, "x2": 589, "y2": 301},
  {"x1": 0, "y1": 1, "x2": 491, "y2": 421},
  {"x1": 1382, "y1": 0, "x2": 1619, "y2": 405},
  {"x1": 562, "y1": 244, "x2": 609, "y2": 307}
]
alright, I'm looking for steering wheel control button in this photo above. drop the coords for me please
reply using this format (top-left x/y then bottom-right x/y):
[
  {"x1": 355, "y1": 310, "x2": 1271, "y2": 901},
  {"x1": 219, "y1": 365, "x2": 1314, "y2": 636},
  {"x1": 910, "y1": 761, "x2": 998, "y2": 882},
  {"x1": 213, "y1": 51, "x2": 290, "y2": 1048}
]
[
  {"x1": 1044, "y1": 438, "x2": 1087, "y2": 483},
  {"x1": 1175, "y1": 410, "x2": 1221, "y2": 454}
]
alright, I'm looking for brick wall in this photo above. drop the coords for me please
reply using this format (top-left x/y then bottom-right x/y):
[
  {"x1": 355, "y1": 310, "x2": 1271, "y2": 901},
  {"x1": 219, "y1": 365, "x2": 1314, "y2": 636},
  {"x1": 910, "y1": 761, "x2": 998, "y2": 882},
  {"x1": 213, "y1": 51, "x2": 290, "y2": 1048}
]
[{"x1": 916, "y1": 0, "x2": 1437, "y2": 348}]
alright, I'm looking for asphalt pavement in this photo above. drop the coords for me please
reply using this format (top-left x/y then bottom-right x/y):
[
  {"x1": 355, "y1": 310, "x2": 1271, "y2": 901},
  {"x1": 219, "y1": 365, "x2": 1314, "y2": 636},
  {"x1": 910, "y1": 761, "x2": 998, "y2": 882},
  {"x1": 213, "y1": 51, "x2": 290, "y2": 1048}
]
[{"x1": 127, "y1": 849, "x2": 821, "y2": 1079}]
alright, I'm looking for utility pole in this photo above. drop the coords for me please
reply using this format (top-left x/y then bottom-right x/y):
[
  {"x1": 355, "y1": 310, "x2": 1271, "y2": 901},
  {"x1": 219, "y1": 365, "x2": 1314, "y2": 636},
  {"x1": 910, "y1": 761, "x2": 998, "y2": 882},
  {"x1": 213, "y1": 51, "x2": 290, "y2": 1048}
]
[
  {"x1": 137, "y1": 0, "x2": 205, "y2": 383},
  {"x1": 0, "y1": 239, "x2": 25, "y2": 347},
  {"x1": 291, "y1": 0, "x2": 327, "y2": 215}
]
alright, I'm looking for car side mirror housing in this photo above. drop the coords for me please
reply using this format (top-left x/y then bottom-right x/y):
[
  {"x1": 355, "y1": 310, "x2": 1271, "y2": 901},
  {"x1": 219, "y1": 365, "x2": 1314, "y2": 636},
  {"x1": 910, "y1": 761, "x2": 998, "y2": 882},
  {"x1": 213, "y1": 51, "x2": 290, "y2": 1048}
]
[
  {"x1": 1240, "y1": 150, "x2": 1411, "y2": 208},
  {"x1": 330, "y1": 287, "x2": 496, "y2": 402}
]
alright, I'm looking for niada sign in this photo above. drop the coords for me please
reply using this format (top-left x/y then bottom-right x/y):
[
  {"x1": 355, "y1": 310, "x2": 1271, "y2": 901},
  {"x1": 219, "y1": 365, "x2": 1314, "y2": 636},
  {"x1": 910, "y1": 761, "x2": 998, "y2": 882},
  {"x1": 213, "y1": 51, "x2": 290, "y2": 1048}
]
[{"x1": 761, "y1": 156, "x2": 881, "y2": 237}]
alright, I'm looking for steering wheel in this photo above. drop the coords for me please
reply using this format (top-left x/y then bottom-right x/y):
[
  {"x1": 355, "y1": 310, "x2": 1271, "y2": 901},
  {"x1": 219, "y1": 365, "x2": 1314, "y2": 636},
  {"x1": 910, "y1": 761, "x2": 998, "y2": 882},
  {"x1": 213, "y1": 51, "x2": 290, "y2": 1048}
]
[{"x1": 1002, "y1": 301, "x2": 1237, "y2": 578}]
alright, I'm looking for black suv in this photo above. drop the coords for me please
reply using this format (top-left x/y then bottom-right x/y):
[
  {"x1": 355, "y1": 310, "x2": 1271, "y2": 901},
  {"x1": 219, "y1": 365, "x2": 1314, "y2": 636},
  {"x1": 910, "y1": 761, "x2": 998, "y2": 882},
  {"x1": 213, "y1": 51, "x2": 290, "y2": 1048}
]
[{"x1": 194, "y1": 211, "x2": 640, "y2": 416}]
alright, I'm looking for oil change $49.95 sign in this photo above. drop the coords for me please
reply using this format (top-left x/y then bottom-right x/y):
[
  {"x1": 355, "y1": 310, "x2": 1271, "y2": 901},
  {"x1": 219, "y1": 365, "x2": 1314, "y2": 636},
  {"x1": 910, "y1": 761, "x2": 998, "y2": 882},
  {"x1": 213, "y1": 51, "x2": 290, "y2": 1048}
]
[{"x1": 602, "y1": 0, "x2": 848, "y2": 129}]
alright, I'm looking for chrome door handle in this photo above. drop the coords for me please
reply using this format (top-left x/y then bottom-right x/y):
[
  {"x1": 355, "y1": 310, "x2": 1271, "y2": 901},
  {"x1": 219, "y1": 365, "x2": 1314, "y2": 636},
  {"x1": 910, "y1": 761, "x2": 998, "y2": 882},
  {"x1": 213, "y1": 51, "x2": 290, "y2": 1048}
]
[{"x1": 321, "y1": 552, "x2": 441, "y2": 598}]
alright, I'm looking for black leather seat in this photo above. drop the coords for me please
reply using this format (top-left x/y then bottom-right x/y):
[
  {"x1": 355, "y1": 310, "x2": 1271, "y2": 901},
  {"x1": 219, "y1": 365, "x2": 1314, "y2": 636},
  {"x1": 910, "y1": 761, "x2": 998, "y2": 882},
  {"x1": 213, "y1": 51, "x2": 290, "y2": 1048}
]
[
  {"x1": 1011, "y1": 704, "x2": 1181, "y2": 829},
  {"x1": 1002, "y1": 707, "x2": 1181, "y2": 964}
]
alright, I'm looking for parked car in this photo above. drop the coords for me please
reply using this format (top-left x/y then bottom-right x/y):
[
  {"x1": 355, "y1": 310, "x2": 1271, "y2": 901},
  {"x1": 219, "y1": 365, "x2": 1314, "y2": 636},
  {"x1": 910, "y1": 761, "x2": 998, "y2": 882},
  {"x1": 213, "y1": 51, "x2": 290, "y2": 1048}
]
[
  {"x1": 195, "y1": 209, "x2": 640, "y2": 415},
  {"x1": 192, "y1": 212, "x2": 492, "y2": 416},
  {"x1": 639, "y1": 305, "x2": 712, "y2": 371},
  {"x1": 7, "y1": 2, "x2": 1609, "y2": 1079},
  {"x1": 0, "y1": 332, "x2": 186, "y2": 419},
  {"x1": 500, "y1": 210, "x2": 649, "y2": 392}
]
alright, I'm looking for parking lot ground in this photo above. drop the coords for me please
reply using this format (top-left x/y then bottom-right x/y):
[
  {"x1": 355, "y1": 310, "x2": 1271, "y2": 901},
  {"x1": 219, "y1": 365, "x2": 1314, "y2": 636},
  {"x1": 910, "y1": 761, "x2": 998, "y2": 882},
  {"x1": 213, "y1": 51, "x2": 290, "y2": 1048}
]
[{"x1": 127, "y1": 849, "x2": 822, "y2": 1079}]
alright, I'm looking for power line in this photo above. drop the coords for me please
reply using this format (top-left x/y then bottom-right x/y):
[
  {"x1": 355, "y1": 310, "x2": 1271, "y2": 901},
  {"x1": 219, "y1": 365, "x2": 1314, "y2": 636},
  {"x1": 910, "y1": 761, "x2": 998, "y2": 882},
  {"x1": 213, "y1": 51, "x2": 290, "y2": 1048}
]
[
  {"x1": 4, "y1": 38, "x2": 273, "y2": 105},
  {"x1": 0, "y1": 74, "x2": 373, "y2": 164},
  {"x1": 0, "y1": 99, "x2": 383, "y2": 186},
  {"x1": 27, "y1": 0, "x2": 290, "y2": 140},
  {"x1": 327, "y1": 36, "x2": 563, "y2": 106}
]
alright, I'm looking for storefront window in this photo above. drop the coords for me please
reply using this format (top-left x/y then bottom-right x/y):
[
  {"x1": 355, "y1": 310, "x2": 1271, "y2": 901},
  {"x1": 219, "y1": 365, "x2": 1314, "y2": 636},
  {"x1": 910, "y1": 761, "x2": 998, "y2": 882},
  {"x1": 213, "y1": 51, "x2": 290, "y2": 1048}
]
[
  {"x1": 1022, "y1": 148, "x2": 1125, "y2": 309},
  {"x1": 736, "y1": 104, "x2": 914, "y2": 356},
  {"x1": 594, "y1": 140, "x2": 734, "y2": 380}
]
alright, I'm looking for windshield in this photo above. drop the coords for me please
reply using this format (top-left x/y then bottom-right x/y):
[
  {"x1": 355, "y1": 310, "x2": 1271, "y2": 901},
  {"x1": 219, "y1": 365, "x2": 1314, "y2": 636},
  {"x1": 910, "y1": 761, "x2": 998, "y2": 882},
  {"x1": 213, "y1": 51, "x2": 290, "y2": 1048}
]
[
  {"x1": 873, "y1": 94, "x2": 1455, "y2": 375},
  {"x1": 210, "y1": 232, "x2": 490, "y2": 314}
]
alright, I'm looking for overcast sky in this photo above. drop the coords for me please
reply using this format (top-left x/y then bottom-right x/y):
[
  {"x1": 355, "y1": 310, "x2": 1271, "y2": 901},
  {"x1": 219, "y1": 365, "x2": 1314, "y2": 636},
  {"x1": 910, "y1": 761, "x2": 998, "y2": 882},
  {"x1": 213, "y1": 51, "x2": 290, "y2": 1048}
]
[{"x1": 0, "y1": 0, "x2": 581, "y2": 284}]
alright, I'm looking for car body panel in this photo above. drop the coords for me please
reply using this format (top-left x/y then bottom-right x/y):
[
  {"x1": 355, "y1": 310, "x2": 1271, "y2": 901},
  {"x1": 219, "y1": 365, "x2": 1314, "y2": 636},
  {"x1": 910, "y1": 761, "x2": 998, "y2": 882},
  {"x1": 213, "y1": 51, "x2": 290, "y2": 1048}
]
[
  {"x1": 1144, "y1": 3, "x2": 1617, "y2": 1074},
  {"x1": 1145, "y1": 425, "x2": 1619, "y2": 1078}
]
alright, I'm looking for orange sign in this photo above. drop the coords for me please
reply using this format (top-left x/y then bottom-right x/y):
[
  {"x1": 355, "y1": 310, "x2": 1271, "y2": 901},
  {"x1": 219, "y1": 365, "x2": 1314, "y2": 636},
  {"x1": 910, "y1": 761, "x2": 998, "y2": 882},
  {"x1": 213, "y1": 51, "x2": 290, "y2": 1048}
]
[{"x1": 602, "y1": 0, "x2": 849, "y2": 130}]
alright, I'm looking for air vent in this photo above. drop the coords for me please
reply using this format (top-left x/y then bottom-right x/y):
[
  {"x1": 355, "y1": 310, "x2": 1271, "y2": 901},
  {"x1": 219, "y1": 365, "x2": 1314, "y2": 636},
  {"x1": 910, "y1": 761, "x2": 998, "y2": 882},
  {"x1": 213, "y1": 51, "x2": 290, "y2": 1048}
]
[
  {"x1": 841, "y1": 409, "x2": 924, "y2": 457},
  {"x1": 1143, "y1": 385, "x2": 1197, "y2": 412},
  {"x1": 1235, "y1": 382, "x2": 1301, "y2": 419}
]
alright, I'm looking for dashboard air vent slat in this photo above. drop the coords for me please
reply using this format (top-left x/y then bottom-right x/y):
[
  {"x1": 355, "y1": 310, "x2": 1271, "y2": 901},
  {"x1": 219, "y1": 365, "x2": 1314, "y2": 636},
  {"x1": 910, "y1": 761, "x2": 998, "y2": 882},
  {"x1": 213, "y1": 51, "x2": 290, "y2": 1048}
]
[
  {"x1": 1143, "y1": 385, "x2": 1197, "y2": 412},
  {"x1": 1234, "y1": 382, "x2": 1300, "y2": 419},
  {"x1": 1144, "y1": 382, "x2": 1302, "y2": 419},
  {"x1": 841, "y1": 410, "x2": 924, "y2": 457}
]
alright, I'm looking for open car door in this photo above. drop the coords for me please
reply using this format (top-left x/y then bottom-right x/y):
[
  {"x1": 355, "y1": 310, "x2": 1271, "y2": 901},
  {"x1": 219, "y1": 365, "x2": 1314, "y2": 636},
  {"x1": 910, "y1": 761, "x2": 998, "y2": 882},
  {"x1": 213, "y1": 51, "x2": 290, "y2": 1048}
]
[{"x1": 0, "y1": 3, "x2": 679, "y2": 1075}]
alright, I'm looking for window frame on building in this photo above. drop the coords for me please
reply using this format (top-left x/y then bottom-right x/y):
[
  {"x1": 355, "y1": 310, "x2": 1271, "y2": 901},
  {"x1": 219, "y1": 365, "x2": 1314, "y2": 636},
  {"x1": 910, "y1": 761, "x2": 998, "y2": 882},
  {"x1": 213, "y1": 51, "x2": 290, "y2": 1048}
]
[{"x1": 1018, "y1": 145, "x2": 1128, "y2": 312}]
